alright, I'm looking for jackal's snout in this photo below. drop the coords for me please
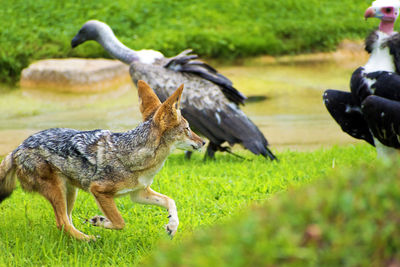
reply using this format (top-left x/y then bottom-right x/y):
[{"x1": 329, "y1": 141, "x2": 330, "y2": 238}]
[
  {"x1": 175, "y1": 124, "x2": 205, "y2": 151},
  {"x1": 189, "y1": 131, "x2": 206, "y2": 151}
]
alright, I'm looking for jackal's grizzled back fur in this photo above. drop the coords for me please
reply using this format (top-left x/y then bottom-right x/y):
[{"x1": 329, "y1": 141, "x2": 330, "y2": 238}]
[{"x1": 11, "y1": 121, "x2": 158, "y2": 191}]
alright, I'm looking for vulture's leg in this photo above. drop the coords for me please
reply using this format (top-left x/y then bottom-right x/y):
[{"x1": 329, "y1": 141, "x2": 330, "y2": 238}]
[
  {"x1": 323, "y1": 89, "x2": 375, "y2": 146},
  {"x1": 204, "y1": 142, "x2": 218, "y2": 160},
  {"x1": 185, "y1": 151, "x2": 193, "y2": 160},
  {"x1": 361, "y1": 95, "x2": 400, "y2": 148},
  {"x1": 204, "y1": 143, "x2": 249, "y2": 160},
  {"x1": 263, "y1": 147, "x2": 277, "y2": 161}
]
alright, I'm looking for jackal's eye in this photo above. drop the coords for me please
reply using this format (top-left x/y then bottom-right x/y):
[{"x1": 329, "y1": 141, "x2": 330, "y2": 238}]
[{"x1": 185, "y1": 126, "x2": 191, "y2": 135}]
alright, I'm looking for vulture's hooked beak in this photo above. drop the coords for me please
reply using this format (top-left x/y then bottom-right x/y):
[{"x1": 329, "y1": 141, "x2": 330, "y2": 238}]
[
  {"x1": 364, "y1": 7, "x2": 376, "y2": 20},
  {"x1": 71, "y1": 34, "x2": 83, "y2": 48}
]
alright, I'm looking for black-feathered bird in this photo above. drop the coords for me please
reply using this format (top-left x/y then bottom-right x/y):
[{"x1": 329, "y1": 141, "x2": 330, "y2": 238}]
[
  {"x1": 71, "y1": 20, "x2": 276, "y2": 160},
  {"x1": 324, "y1": 0, "x2": 400, "y2": 155}
]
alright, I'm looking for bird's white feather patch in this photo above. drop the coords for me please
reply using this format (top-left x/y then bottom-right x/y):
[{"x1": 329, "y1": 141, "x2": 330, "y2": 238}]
[
  {"x1": 345, "y1": 105, "x2": 362, "y2": 113},
  {"x1": 372, "y1": 0, "x2": 400, "y2": 9},
  {"x1": 364, "y1": 32, "x2": 396, "y2": 73},
  {"x1": 215, "y1": 112, "x2": 221, "y2": 124},
  {"x1": 365, "y1": 77, "x2": 377, "y2": 93},
  {"x1": 136, "y1": 49, "x2": 164, "y2": 64}
]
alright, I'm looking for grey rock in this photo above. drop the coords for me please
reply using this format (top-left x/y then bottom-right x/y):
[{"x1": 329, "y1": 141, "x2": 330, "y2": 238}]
[{"x1": 20, "y1": 58, "x2": 129, "y2": 93}]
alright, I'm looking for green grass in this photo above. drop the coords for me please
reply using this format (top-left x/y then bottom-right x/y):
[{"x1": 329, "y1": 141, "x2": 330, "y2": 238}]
[
  {"x1": 144, "y1": 152, "x2": 400, "y2": 267},
  {"x1": 0, "y1": 145, "x2": 376, "y2": 266},
  {"x1": 1, "y1": 0, "x2": 378, "y2": 84}
]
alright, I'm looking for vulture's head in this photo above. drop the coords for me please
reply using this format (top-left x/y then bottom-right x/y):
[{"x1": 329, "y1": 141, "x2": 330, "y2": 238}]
[
  {"x1": 364, "y1": 0, "x2": 400, "y2": 23},
  {"x1": 71, "y1": 20, "x2": 111, "y2": 48}
]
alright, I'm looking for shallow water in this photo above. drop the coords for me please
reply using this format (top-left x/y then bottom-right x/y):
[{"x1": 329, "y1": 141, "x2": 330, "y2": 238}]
[
  {"x1": 0, "y1": 52, "x2": 369, "y2": 155},
  {"x1": 223, "y1": 54, "x2": 368, "y2": 151}
]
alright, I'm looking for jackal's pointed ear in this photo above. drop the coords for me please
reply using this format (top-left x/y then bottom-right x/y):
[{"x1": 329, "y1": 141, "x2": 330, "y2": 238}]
[
  {"x1": 163, "y1": 84, "x2": 183, "y2": 110},
  {"x1": 137, "y1": 80, "x2": 162, "y2": 121},
  {"x1": 153, "y1": 84, "x2": 184, "y2": 131}
]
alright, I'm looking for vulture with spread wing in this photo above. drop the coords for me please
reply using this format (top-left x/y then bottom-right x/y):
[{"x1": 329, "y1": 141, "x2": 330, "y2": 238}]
[
  {"x1": 324, "y1": 0, "x2": 400, "y2": 155},
  {"x1": 71, "y1": 20, "x2": 276, "y2": 160}
]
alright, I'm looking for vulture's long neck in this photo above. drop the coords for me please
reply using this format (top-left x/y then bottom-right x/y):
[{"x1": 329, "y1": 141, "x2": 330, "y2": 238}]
[
  {"x1": 96, "y1": 26, "x2": 139, "y2": 64},
  {"x1": 364, "y1": 30, "x2": 396, "y2": 73},
  {"x1": 379, "y1": 20, "x2": 396, "y2": 35}
]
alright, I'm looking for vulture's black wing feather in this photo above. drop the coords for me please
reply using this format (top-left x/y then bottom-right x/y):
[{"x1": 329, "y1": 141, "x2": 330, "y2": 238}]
[
  {"x1": 323, "y1": 89, "x2": 375, "y2": 146},
  {"x1": 361, "y1": 95, "x2": 400, "y2": 148},
  {"x1": 181, "y1": 104, "x2": 276, "y2": 160},
  {"x1": 366, "y1": 71, "x2": 400, "y2": 101},
  {"x1": 164, "y1": 50, "x2": 246, "y2": 105}
]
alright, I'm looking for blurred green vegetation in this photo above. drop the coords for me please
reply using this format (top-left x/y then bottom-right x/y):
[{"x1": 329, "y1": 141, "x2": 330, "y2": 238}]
[
  {"x1": 144, "y1": 160, "x2": 400, "y2": 266},
  {"x1": 1, "y1": 0, "x2": 376, "y2": 84}
]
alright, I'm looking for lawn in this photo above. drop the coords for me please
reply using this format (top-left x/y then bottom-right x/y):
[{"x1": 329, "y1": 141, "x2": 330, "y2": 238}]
[
  {"x1": 0, "y1": 145, "x2": 376, "y2": 266},
  {"x1": 144, "y1": 153, "x2": 400, "y2": 267}
]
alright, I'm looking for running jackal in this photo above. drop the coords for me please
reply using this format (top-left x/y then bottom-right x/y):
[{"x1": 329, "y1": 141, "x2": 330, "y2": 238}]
[{"x1": 0, "y1": 80, "x2": 205, "y2": 240}]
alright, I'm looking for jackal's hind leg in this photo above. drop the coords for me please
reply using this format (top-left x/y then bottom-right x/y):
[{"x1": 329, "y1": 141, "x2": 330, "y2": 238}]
[
  {"x1": 66, "y1": 183, "x2": 78, "y2": 225},
  {"x1": 89, "y1": 184, "x2": 125, "y2": 230},
  {"x1": 37, "y1": 175, "x2": 94, "y2": 241},
  {"x1": 130, "y1": 187, "x2": 179, "y2": 237}
]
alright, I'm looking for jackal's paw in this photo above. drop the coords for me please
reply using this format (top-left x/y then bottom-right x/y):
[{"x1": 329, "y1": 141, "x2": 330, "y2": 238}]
[
  {"x1": 82, "y1": 234, "x2": 97, "y2": 242},
  {"x1": 88, "y1": 215, "x2": 110, "y2": 228},
  {"x1": 165, "y1": 219, "x2": 179, "y2": 237}
]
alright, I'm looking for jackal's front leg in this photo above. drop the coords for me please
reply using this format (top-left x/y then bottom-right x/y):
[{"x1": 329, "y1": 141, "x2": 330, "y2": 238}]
[
  {"x1": 130, "y1": 187, "x2": 179, "y2": 237},
  {"x1": 89, "y1": 184, "x2": 125, "y2": 230}
]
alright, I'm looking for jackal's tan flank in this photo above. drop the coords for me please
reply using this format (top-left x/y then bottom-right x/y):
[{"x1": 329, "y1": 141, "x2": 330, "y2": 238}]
[{"x1": 0, "y1": 80, "x2": 205, "y2": 240}]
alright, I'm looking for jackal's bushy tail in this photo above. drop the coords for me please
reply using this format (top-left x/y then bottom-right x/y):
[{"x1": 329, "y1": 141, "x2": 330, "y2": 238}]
[{"x1": 0, "y1": 153, "x2": 16, "y2": 203}]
